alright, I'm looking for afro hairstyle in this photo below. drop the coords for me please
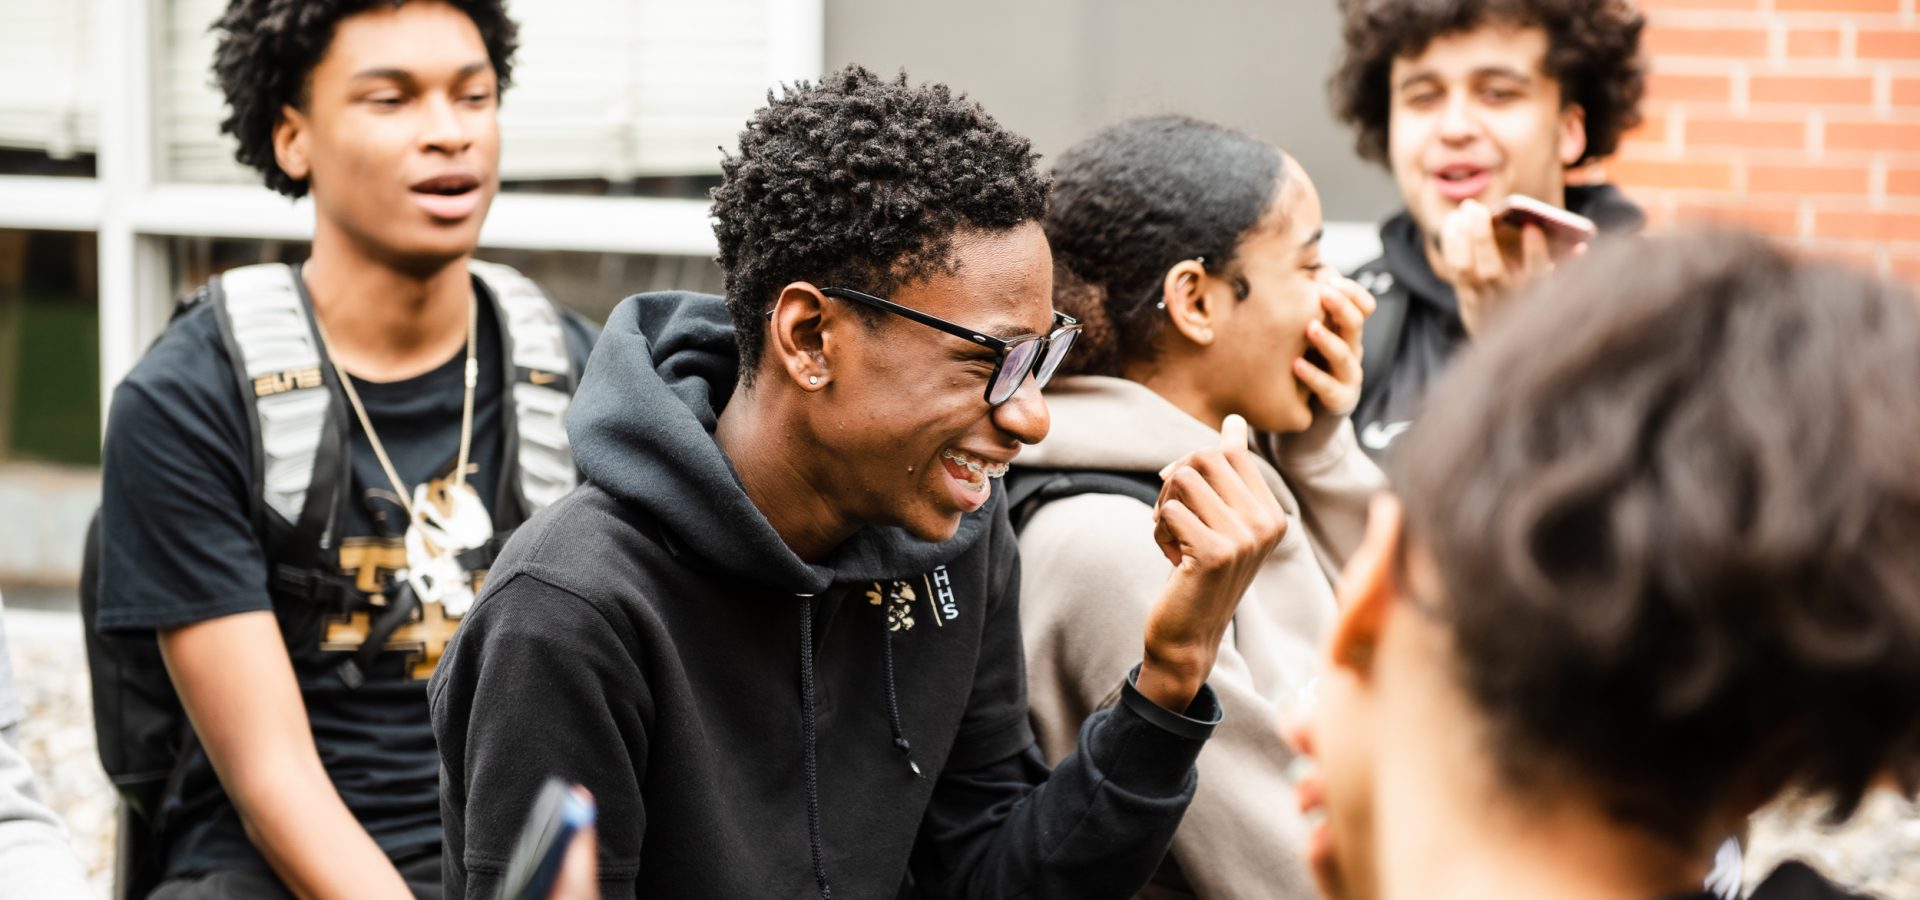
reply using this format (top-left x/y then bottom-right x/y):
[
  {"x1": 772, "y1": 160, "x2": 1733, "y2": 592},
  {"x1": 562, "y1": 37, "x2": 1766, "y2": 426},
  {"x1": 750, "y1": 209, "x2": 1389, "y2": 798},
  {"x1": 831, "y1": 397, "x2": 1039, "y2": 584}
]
[
  {"x1": 212, "y1": 0, "x2": 519, "y2": 198},
  {"x1": 709, "y1": 65, "x2": 1050, "y2": 382},
  {"x1": 1330, "y1": 0, "x2": 1646, "y2": 168}
]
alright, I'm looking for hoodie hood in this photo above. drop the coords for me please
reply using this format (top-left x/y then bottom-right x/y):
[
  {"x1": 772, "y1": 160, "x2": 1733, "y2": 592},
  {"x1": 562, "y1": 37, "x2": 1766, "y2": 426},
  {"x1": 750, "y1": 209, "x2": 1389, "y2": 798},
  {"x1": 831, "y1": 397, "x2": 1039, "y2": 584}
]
[
  {"x1": 565, "y1": 291, "x2": 994, "y2": 595},
  {"x1": 1379, "y1": 183, "x2": 1647, "y2": 320}
]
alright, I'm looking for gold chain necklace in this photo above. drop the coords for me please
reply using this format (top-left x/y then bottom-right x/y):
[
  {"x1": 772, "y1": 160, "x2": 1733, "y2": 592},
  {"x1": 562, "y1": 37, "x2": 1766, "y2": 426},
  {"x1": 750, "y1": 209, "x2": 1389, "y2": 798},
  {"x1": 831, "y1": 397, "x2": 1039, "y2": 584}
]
[
  {"x1": 313, "y1": 287, "x2": 490, "y2": 614},
  {"x1": 314, "y1": 291, "x2": 478, "y2": 514}
]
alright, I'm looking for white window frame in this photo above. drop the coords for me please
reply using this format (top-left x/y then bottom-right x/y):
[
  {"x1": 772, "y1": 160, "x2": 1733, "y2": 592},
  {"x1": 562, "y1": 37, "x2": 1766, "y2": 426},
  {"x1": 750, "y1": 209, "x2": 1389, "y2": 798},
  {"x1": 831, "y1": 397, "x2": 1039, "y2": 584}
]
[{"x1": 0, "y1": 0, "x2": 823, "y2": 426}]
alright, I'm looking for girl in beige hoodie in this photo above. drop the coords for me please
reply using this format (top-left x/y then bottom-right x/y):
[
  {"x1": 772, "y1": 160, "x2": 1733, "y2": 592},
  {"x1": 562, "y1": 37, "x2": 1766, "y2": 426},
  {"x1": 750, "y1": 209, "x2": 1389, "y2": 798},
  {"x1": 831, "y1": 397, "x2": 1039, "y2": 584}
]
[{"x1": 1017, "y1": 116, "x2": 1385, "y2": 899}]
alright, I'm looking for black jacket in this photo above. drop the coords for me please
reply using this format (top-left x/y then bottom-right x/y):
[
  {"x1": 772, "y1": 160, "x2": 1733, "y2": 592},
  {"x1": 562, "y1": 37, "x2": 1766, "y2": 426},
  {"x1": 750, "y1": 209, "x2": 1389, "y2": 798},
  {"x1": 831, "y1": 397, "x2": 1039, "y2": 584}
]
[
  {"x1": 1349, "y1": 184, "x2": 1646, "y2": 462},
  {"x1": 429, "y1": 292, "x2": 1221, "y2": 899}
]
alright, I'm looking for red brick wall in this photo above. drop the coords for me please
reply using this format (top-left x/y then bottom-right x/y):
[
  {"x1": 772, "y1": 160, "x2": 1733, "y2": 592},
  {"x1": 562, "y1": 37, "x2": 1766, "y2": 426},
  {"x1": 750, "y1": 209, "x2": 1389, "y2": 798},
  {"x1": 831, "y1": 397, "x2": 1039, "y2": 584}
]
[{"x1": 1593, "y1": 0, "x2": 1920, "y2": 282}]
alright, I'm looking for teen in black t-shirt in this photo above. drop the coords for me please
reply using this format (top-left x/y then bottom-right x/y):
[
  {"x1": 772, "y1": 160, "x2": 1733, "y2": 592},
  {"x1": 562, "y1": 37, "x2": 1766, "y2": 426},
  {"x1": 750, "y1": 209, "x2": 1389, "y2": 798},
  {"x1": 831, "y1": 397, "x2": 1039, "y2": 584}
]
[{"x1": 94, "y1": 2, "x2": 589, "y2": 897}]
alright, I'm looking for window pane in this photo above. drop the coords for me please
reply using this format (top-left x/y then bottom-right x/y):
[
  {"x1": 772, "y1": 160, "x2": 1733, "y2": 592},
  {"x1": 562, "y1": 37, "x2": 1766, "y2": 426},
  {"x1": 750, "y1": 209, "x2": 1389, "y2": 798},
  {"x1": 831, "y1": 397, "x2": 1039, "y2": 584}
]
[
  {"x1": 0, "y1": 4, "x2": 100, "y2": 177},
  {"x1": 0, "y1": 229, "x2": 99, "y2": 466},
  {"x1": 159, "y1": 0, "x2": 775, "y2": 200},
  {"x1": 163, "y1": 237, "x2": 723, "y2": 325}
]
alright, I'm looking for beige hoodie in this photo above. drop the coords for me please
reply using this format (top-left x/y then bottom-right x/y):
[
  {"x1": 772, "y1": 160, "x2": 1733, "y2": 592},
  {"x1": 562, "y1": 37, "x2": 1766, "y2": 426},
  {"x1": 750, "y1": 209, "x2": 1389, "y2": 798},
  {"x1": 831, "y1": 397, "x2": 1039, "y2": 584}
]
[{"x1": 1015, "y1": 375, "x2": 1384, "y2": 900}]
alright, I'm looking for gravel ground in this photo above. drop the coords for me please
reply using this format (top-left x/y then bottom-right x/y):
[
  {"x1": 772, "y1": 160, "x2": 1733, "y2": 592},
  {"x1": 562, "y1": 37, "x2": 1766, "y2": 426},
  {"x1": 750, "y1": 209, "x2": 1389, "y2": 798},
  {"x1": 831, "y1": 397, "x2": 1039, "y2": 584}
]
[
  {"x1": 6, "y1": 606, "x2": 114, "y2": 899},
  {"x1": 4, "y1": 604, "x2": 1918, "y2": 899}
]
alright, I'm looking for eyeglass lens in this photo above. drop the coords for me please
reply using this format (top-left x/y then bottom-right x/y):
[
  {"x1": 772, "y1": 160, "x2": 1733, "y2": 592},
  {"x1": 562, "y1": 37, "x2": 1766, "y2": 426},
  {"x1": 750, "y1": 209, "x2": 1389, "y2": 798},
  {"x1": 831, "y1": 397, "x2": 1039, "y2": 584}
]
[{"x1": 989, "y1": 338, "x2": 1043, "y2": 404}]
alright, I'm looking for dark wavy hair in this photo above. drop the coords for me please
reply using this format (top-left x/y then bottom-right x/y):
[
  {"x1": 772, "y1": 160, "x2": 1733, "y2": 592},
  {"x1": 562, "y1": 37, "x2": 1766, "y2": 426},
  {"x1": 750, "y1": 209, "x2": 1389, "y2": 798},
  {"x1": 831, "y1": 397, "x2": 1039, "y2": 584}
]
[
  {"x1": 1043, "y1": 116, "x2": 1283, "y2": 378},
  {"x1": 1330, "y1": 0, "x2": 1646, "y2": 168},
  {"x1": 1399, "y1": 230, "x2": 1920, "y2": 845},
  {"x1": 213, "y1": 0, "x2": 519, "y2": 198},
  {"x1": 710, "y1": 66, "x2": 1049, "y2": 382}
]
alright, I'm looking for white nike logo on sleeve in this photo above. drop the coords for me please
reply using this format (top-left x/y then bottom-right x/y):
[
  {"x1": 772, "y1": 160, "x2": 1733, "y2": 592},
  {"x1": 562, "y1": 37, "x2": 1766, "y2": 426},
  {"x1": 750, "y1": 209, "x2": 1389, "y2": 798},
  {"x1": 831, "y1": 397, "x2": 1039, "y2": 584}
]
[{"x1": 1361, "y1": 420, "x2": 1413, "y2": 450}]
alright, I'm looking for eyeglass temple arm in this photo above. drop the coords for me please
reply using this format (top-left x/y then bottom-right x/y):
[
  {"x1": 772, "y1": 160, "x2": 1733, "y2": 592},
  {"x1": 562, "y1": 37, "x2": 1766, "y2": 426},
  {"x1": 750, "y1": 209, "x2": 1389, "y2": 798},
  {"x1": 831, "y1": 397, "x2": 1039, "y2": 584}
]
[{"x1": 821, "y1": 288, "x2": 1005, "y2": 349}]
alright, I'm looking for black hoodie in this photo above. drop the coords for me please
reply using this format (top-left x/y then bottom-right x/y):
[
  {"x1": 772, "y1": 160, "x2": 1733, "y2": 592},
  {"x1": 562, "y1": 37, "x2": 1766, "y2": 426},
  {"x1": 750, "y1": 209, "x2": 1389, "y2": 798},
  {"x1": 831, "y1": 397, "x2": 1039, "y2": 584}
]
[
  {"x1": 429, "y1": 292, "x2": 1221, "y2": 899},
  {"x1": 1348, "y1": 184, "x2": 1646, "y2": 461}
]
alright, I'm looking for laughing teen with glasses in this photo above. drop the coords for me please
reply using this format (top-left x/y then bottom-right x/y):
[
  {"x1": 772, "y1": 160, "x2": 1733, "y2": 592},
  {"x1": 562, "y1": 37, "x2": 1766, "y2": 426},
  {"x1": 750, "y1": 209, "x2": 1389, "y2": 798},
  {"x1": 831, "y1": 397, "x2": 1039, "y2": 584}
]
[
  {"x1": 1011, "y1": 116, "x2": 1384, "y2": 899},
  {"x1": 430, "y1": 67, "x2": 1289, "y2": 899}
]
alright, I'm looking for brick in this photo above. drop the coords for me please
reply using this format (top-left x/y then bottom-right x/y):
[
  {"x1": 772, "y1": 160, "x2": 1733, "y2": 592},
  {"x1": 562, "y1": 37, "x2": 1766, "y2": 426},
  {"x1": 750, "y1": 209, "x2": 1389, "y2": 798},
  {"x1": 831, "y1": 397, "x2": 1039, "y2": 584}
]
[
  {"x1": 1889, "y1": 168, "x2": 1920, "y2": 197},
  {"x1": 1619, "y1": 113, "x2": 1671, "y2": 147},
  {"x1": 1749, "y1": 75, "x2": 1875, "y2": 106},
  {"x1": 1814, "y1": 210, "x2": 1920, "y2": 242},
  {"x1": 1857, "y1": 29, "x2": 1920, "y2": 61},
  {"x1": 1773, "y1": 0, "x2": 1900, "y2": 11},
  {"x1": 1748, "y1": 163, "x2": 1871, "y2": 195},
  {"x1": 1677, "y1": 202, "x2": 1803, "y2": 237},
  {"x1": 1826, "y1": 121, "x2": 1920, "y2": 153},
  {"x1": 1787, "y1": 30, "x2": 1845, "y2": 58},
  {"x1": 1609, "y1": 158, "x2": 1739, "y2": 191},
  {"x1": 1895, "y1": 79, "x2": 1920, "y2": 109},
  {"x1": 1685, "y1": 116, "x2": 1809, "y2": 151},
  {"x1": 1645, "y1": 27, "x2": 1770, "y2": 59},
  {"x1": 1894, "y1": 253, "x2": 1920, "y2": 285},
  {"x1": 1647, "y1": 72, "x2": 1734, "y2": 105}
]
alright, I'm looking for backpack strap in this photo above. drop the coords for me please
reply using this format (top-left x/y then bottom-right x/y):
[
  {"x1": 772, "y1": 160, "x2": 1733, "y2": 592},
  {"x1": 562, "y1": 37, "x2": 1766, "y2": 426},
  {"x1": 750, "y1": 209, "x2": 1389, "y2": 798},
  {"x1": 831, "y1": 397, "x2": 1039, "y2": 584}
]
[
  {"x1": 1004, "y1": 467, "x2": 1164, "y2": 534},
  {"x1": 209, "y1": 263, "x2": 356, "y2": 610},
  {"x1": 209, "y1": 263, "x2": 342, "y2": 547},
  {"x1": 470, "y1": 259, "x2": 579, "y2": 516}
]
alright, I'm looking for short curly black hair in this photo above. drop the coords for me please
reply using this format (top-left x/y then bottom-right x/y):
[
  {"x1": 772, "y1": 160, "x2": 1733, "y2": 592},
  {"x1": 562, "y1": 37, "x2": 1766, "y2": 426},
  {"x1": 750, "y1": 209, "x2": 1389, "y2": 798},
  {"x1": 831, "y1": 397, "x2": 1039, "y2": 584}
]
[
  {"x1": 1400, "y1": 230, "x2": 1920, "y2": 845},
  {"x1": 710, "y1": 65, "x2": 1049, "y2": 382},
  {"x1": 1330, "y1": 0, "x2": 1646, "y2": 168},
  {"x1": 212, "y1": 0, "x2": 519, "y2": 198},
  {"x1": 1045, "y1": 116, "x2": 1282, "y2": 378}
]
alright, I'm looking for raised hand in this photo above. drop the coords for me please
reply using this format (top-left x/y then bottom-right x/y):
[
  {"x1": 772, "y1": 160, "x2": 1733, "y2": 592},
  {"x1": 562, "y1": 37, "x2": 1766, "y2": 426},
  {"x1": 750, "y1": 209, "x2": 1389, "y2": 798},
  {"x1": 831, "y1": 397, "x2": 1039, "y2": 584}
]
[
  {"x1": 1292, "y1": 274, "x2": 1377, "y2": 418},
  {"x1": 1437, "y1": 198, "x2": 1568, "y2": 335},
  {"x1": 1136, "y1": 414, "x2": 1290, "y2": 711}
]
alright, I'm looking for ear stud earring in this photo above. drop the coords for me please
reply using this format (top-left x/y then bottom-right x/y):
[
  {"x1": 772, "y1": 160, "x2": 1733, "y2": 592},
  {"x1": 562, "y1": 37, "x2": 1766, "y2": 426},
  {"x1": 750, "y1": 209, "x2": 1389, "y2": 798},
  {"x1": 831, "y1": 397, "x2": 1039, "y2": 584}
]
[{"x1": 808, "y1": 375, "x2": 820, "y2": 386}]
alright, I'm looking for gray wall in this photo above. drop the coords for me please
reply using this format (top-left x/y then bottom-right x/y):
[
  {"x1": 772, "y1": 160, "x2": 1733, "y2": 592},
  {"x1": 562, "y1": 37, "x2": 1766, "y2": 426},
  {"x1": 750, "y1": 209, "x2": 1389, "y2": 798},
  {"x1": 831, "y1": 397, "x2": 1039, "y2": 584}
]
[{"x1": 822, "y1": 0, "x2": 1402, "y2": 225}]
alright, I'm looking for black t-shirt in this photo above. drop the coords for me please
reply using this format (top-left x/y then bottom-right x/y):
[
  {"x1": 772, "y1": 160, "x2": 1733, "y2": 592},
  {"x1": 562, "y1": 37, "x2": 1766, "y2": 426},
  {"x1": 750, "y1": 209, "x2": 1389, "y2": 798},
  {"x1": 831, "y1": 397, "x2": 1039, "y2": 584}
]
[{"x1": 96, "y1": 273, "x2": 594, "y2": 879}]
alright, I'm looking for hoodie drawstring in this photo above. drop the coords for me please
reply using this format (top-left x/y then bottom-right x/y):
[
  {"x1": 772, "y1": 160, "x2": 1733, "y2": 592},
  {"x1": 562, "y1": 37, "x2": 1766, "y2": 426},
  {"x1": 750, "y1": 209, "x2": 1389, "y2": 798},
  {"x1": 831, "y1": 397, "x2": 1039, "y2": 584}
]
[
  {"x1": 797, "y1": 591, "x2": 928, "y2": 899},
  {"x1": 799, "y1": 598, "x2": 832, "y2": 900},
  {"x1": 881, "y1": 626, "x2": 922, "y2": 777}
]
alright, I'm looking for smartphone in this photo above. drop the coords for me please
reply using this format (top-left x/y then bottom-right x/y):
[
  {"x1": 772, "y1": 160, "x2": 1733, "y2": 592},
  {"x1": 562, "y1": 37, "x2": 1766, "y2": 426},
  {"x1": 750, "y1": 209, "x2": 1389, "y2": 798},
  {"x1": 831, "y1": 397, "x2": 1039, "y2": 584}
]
[
  {"x1": 498, "y1": 778, "x2": 596, "y2": 900},
  {"x1": 1495, "y1": 194, "x2": 1597, "y2": 248}
]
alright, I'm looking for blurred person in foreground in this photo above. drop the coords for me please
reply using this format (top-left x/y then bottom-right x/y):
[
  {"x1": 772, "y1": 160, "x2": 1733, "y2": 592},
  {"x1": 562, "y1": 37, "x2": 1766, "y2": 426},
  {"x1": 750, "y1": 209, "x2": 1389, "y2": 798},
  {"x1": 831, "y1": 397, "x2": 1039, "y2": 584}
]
[
  {"x1": 92, "y1": 1, "x2": 592, "y2": 897},
  {"x1": 1288, "y1": 230, "x2": 1920, "y2": 900},
  {"x1": 431, "y1": 66, "x2": 1287, "y2": 899},
  {"x1": 1330, "y1": 0, "x2": 1648, "y2": 460},
  {"x1": 0, "y1": 592, "x2": 90, "y2": 899},
  {"x1": 1014, "y1": 115, "x2": 1382, "y2": 899}
]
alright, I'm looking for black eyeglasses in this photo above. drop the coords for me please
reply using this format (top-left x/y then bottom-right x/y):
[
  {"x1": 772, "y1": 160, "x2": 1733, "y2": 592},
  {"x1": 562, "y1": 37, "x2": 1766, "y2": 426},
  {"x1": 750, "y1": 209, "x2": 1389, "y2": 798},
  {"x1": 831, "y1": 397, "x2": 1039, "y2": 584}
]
[{"x1": 818, "y1": 287, "x2": 1081, "y2": 405}]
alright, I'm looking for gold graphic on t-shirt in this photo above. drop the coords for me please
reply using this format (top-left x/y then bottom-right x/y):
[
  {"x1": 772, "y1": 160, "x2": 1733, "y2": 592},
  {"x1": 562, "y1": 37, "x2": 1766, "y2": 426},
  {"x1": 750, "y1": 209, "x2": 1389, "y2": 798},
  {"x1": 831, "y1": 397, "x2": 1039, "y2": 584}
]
[
  {"x1": 336, "y1": 538, "x2": 408, "y2": 596},
  {"x1": 321, "y1": 595, "x2": 467, "y2": 680},
  {"x1": 321, "y1": 468, "x2": 484, "y2": 680},
  {"x1": 867, "y1": 580, "x2": 917, "y2": 632}
]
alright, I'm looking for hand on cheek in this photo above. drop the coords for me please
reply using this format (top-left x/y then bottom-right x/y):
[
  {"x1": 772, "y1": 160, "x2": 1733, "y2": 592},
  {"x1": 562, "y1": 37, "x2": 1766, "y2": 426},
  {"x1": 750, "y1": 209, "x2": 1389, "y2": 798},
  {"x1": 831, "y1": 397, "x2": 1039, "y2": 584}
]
[{"x1": 1292, "y1": 275, "x2": 1375, "y2": 418}]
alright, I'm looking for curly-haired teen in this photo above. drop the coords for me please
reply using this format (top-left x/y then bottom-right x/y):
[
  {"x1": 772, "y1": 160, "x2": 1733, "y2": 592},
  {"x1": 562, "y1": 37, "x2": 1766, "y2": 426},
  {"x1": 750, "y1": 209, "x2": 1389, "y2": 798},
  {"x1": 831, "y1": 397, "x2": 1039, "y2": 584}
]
[
  {"x1": 1018, "y1": 115, "x2": 1385, "y2": 900},
  {"x1": 432, "y1": 66, "x2": 1289, "y2": 899},
  {"x1": 94, "y1": 2, "x2": 593, "y2": 897},
  {"x1": 1329, "y1": 0, "x2": 1648, "y2": 461},
  {"x1": 1289, "y1": 231, "x2": 1920, "y2": 900}
]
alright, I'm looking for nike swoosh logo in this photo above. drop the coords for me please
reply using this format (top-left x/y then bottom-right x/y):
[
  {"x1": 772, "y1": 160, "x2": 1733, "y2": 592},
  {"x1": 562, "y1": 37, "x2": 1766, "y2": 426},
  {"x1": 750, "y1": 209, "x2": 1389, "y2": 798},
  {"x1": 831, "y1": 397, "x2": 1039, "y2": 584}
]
[
  {"x1": 528, "y1": 371, "x2": 558, "y2": 386},
  {"x1": 1360, "y1": 420, "x2": 1413, "y2": 450}
]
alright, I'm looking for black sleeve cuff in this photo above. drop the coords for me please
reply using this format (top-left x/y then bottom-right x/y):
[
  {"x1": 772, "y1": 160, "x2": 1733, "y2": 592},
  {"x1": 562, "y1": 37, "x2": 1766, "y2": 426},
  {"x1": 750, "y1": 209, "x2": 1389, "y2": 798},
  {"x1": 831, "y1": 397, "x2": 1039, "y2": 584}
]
[{"x1": 1119, "y1": 664, "x2": 1223, "y2": 742}]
